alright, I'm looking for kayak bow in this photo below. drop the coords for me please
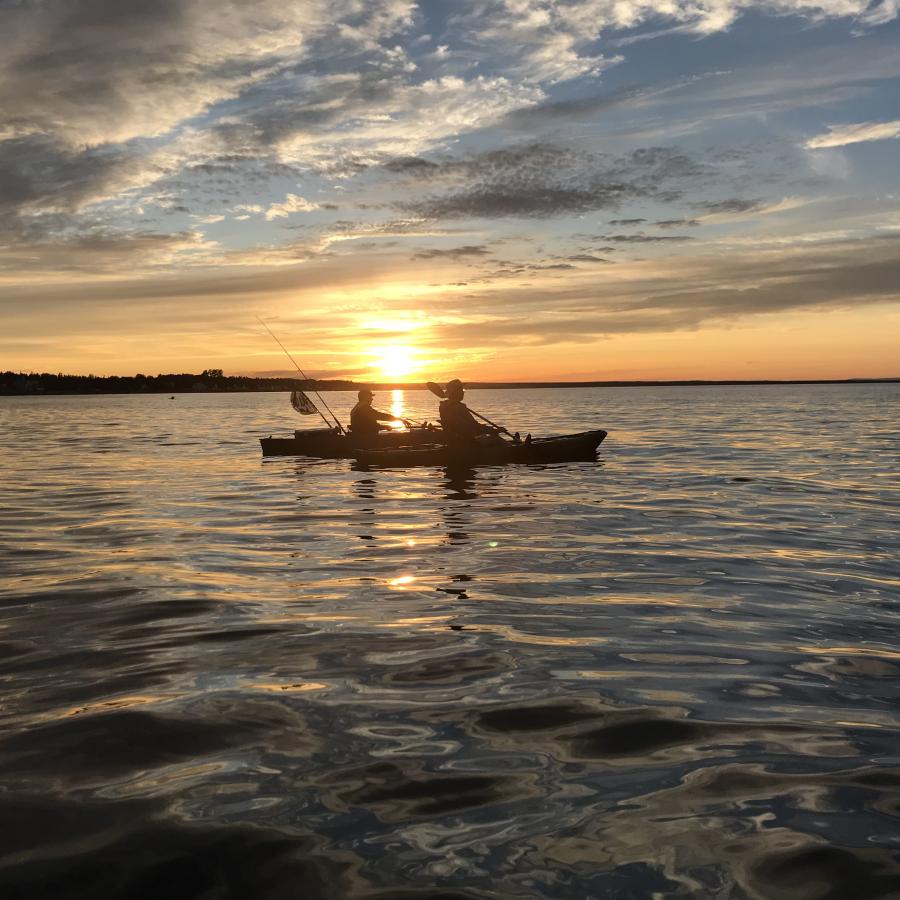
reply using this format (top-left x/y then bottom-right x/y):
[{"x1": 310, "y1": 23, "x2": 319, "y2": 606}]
[{"x1": 260, "y1": 425, "x2": 444, "y2": 458}]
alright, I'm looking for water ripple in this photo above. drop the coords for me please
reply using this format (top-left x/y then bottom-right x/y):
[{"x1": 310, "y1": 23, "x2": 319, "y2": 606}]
[{"x1": 1, "y1": 385, "x2": 898, "y2": 897}]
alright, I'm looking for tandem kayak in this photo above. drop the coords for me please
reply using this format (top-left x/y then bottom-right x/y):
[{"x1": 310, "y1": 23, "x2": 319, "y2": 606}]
[
  {"x1": 354, "y1": 430, "x2": 607, "y2": 467},
  {"x1": 260, "y1": 426, "x2": 444, "y2": 458}
]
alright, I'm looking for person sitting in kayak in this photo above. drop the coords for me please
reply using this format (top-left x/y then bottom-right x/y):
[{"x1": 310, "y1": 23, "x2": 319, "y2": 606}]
[
  {"x1": 350, "y1": 389, "x2": 407, "y2": 446},
  {"x1": 439, "y1": 379, "x2": 503, "y2": 446}
]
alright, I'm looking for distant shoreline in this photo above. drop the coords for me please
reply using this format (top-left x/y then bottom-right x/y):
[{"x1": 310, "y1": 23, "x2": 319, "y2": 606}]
[{"x1": 2, "y1": 371, "x2": 898, "y2": 396}]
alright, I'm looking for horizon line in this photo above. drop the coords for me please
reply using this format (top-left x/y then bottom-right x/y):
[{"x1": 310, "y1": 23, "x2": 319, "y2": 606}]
[{"x1": 3, "y1": 371, "x2": 899, "y2": 395}]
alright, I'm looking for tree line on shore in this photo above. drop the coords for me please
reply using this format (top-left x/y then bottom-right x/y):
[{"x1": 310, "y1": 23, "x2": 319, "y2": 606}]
[
  {"x1": 0, "y1": 370, "x2": 312, "y2": 394},
  {"x1": 4, "y1": 370, "x2": 896, "y2": 395}
]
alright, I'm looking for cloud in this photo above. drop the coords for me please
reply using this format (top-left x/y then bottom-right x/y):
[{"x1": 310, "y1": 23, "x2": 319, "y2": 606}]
[
  {"x1": 694, "y1": 198, "x2": 762, "y2": 214},
  {"x1": 0, "y1": 134, "x2": 178, "y2": 219},
  {"x1": 4, "y1": 0, "x2": 900, "y2": 377},
  {"x1": 384, "y1": 157, "x2": 441, "y2": 174},
  {"x1": 414, "y1": 245, "x2": 492, "y2": 259},
  {"x1": 221, "y1": 72, "x2": 543, "y2": 173},
  {"x1": 499, "y1": 86, "x2": 646, "y2": 129},
  {"x1": 0, "y1": 0, "x2": 417, "y2": 148},
  {"x1": 393, "y1": 143, "x2": 712, "y2": 220},
  {"x1": 264, "y1": 194, "x2": 321, "y2": 220},
  {"x1": 654, "y1": 219, "x2": 700, "y2": 228},
  {"x1": 806, "y1": 118, "x2": 900, "y2": 148},
  {"x1": 6, "y1": 231, "x2": 899, "y2": 371},
  {"x1": 425, "y1": 234, "x2": 900, "y2": 347},
  {"x1": 597, "y1": 233, "x2": 697, "y2": 243},
  {"x1": 453, "y1": 0, "x2": 898, "y2": 93},
  {"x1": 1, "y1": 1, "x2": 892, "y2": 244},
  {"x1": 318, "y1": 217, "x2": 457, "y2": 248},
  {"x1": 0, "y1": 228, "x2": 216, "y2": 275},
  {"x1": 403, "y1": 185, "x2": 645, "y2": 219}
]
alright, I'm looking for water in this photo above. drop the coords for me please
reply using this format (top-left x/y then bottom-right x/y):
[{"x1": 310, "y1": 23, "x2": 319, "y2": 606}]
[{"x1": 1, "y1": 385, "x2": 898, "y2": 899}]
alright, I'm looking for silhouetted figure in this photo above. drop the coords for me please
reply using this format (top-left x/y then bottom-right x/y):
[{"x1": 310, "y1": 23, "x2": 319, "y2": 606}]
[
  {"x1": 350, "y1": 389, "x2": 401, "y2": 446},
  {"x1": 438, "y1": 379, "x2": 502, "y2": 447}
]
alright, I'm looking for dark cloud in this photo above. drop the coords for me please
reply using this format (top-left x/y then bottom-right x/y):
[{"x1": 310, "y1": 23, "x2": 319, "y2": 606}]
[
  {"x1": 0, "y1": 135, "x2": 151, "y2": 219},
  {"x1": 0, "y1": 228, "x2": 207, "y2": 274},
  {"x1": 384, "y1": 156, "x2": 440, "y2": 173},
  {"x1": 499, "y1": 87, "x2": 646, "y2": 129},
  {"x1": 1, "y1": 246, "x2": 400, "y2": 308},
  {"x1": 393, "y1": 143, "x2": 708, "y2": 220},
  {"x1": 599, "y1": 233, "x2": 696, "y2": 243},
  {"x1": 0, "y1": 0, "x2": 187, "y2": 140},
  {"x1": 181, "y1": 158, "x2": 303, "y2": 182},
  {"x1": 402, "y1": 185, "x2": 646, "y2": 219},
  {"x1": 216, "y1": 69, "x2": 403, "y2": 155},
  {"x1": 654, "y1": 218, "x2": 700, "y2": 228},
  {"x1": 609, "y1": 218, "x2": 646, "y2": 226},
  {"x1": 567, "y1": 254, "x2": 613, "y2": 263},
  {"x1": 0, "y1": 0, "x2": 413, "y2": 149},
  {"x1": 624, "y1": 147, "x2": 708, "y2": 180},
  {"x1": 8, "y1": 235, "x2": 898, "y2": 354},
  {"x1": 414, "y1": 245, "x2": 491, "y2": 259},
  {"x1": 385, "y1": 143, "x2": 583, "y2": 183},
  {"x1": 427, "y1": 236, "x2": 900, "y2": 346},
  {"x1": 345, "y1": 240, "x2": 400, "y2": 250},
  {"x1": 0, "y1": 0, "x2": 415, "y2": 238},
  {"x1": 694, "y1": 198, "x2": 762, "y2": 213}
]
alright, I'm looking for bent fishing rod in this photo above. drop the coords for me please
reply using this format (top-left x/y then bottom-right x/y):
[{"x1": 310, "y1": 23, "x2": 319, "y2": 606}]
[{"x1": 256, "y1": 317, "x2": 346, "y2": 434}]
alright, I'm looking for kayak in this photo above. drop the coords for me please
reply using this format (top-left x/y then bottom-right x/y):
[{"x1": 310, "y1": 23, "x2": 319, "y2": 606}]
[
  {"x1": 354, "y1": 430, "x2": 607, "y2": 467},
  {"x1": 260, "y1": 425, "x2": 444, "y2": 458}
]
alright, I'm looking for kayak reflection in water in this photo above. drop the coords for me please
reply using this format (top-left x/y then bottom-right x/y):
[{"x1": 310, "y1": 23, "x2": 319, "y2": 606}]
[
  {"x1": 350, "y1": 389, "x2": 409, "y2": 446},
  {"x1": 438, "y1": 379, "x2": 506, "y2": 448}
]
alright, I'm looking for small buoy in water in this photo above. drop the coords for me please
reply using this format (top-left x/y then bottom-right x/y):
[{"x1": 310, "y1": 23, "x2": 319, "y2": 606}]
[{"x1": 169, "y1": 396, "x2": 175, "y2": 399}]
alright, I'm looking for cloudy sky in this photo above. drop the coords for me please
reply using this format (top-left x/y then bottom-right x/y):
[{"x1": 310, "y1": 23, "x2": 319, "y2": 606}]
[{"x1": 3, "y1": 0, "x2": 899, "y2": 380}]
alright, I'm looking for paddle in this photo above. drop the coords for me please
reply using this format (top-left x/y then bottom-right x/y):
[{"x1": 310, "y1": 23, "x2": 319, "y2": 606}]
[{"x1": 426, "y1": 382, "x2": 514, "y2": 438}]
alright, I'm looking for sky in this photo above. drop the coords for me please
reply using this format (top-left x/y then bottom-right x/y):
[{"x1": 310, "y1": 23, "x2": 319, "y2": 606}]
[{"x1": 2, "y1": 0, "x2": 899, "y2": 382}]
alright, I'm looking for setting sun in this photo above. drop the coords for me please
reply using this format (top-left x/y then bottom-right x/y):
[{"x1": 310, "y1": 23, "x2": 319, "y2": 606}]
[{"x1": 373, "y1": 345, "x2": 419, "y2": 380}]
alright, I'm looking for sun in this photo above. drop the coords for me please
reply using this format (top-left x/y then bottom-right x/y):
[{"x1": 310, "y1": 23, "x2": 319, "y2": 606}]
[{"x1": 373, "y1": 345, "x2": 418, "y2": 379}]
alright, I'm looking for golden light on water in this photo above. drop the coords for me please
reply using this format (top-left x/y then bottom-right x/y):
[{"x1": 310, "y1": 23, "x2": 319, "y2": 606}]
[
  {"x1": 389, "y1": 388, "x2": 405, "y2": 425},
  {"x1": 389, "y1": 574, "x2": 415, "y2": 588}
]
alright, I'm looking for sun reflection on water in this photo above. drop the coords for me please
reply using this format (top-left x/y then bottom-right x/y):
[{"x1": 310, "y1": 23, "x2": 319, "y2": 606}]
[
  {"x1": 389, "y1": 575, "x2": 416, "y2": 588},
  {"x1": 388, "y1": 389, "x2": 406, "y2": 428}
]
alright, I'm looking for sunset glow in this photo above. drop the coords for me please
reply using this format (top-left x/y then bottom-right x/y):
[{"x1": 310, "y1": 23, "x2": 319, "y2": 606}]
[
  {"x1": 1, "y1": 2, "x2": 899, "y2": 381},
  {"x1": 372, "y1": 345, "x2": 420, "y2": 380}
]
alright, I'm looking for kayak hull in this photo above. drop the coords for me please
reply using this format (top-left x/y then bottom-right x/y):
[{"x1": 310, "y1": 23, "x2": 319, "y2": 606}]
[
  {"x1": 354, "y1": 430, "x2": 608, "y2": 467},
  {"x1": 260, "y1": 426, "x2": 444, "y2": 458}
]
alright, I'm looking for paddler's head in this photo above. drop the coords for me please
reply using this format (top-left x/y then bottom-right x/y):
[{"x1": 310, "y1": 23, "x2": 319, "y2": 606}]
[
  {"x1": 358, "y1": 388, "x2": 374, "y2": 405},
  {"x1": 445, "y1": 379, "x2": 464, "y2": 401}
]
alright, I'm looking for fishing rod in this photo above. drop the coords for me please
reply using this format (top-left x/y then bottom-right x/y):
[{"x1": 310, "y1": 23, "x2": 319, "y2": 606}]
[{"x1": 256, "y1": 317, "x2": 346, "y2": 434}]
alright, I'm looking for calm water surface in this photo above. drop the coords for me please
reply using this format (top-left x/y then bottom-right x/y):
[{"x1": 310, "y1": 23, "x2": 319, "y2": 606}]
[{"x1": 1, "y1": 385, "x2": 898, "y2": 898}]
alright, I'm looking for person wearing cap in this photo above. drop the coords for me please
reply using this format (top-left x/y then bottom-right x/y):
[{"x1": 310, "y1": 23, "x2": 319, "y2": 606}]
[
  {"x1": 350, "y1": 389, "x2": 407, "y2": 446},
  {"x1": 438, "y1": 379, "x2": 502, "y2": 447}
]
